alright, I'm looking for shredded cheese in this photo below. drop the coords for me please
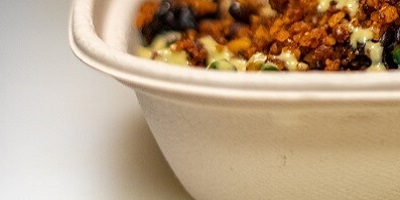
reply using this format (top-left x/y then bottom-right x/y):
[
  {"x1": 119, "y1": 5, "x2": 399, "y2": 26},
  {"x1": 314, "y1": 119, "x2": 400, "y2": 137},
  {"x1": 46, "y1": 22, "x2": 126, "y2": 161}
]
[{"x1": 318, "y1": 0, "x2": 359, "y2": 17}]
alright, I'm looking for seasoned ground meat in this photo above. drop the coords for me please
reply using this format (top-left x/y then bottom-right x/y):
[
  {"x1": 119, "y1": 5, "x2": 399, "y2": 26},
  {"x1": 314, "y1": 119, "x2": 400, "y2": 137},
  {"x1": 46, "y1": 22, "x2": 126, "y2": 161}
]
[
  {"x1": 176, "y1": 37, "x2": 208, "y2": 66},
  {"x1": 135, "y1": 0, "x2": 400, "y2": 71}
]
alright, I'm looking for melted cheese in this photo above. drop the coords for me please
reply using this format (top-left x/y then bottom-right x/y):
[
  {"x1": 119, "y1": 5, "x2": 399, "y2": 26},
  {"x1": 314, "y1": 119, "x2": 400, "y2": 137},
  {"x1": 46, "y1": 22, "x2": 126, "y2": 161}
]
[
  {"x1": 260, "y1": 4, "x2": 277, "y2": 18},
  {"x1": 137, "y1": 46, "x2": 153, "y2": 59},
  {"x1": 365, "y1": 41, "x2": 386, "y2": 71},
  {"x1": 230, "y1": 58, "x2": 247, "y2": 72},
  {"x1": 318, "y1": 0, "x2": 331, "y2": 13},
  {"x1": 246, "y1": 52, "x2": 268, "y2": 70},
  {"x1": 318, "y1": 0, "x2": 359, "y2": 17},
  {"x1": 200, "y1": 36, "x2": 233, "y2": 65},
  {"x1": 154, "y1": 48, "x2": 189, "y2": 66},
  {"x1": 349, "y1": 27, "x2": 386, "y2": 71},
  {"x1": 277, "y1": 51, "x2": 299, "y2": 71},
  {"x1": 139, "y1": 32, "x2": 189, "y2": 66},
  {"x1": 350, "y1": 28, "x2": 374, "y2": 48}
]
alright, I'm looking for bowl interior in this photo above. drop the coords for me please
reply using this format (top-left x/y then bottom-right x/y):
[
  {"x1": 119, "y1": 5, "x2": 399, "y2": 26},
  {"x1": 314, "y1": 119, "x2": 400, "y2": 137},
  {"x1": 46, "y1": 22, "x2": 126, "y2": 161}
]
[{"x1": 71, "y1": 0, "x2": 400, "y2": 104}]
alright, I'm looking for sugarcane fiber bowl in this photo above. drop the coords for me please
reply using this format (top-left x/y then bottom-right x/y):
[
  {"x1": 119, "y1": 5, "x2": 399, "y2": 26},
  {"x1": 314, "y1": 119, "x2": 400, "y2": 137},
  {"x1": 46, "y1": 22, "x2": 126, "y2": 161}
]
[{"x1": 69, "y1": 0, "x2": 400, "y2": 199}]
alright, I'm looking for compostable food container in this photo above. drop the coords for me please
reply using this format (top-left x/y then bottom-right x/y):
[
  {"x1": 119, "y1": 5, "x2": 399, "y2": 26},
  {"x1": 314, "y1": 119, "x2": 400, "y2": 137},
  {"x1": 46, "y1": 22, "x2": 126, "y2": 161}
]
[{"x1": 69, "y1": 0, "x2": 400, "y2": 199}]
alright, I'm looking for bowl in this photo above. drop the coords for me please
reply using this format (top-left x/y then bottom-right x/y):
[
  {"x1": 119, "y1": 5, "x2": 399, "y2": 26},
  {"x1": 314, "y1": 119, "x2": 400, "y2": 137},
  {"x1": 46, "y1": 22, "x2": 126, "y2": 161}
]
[{"x1": 69, "y1": 0, "x2": 400, "y2": 199}]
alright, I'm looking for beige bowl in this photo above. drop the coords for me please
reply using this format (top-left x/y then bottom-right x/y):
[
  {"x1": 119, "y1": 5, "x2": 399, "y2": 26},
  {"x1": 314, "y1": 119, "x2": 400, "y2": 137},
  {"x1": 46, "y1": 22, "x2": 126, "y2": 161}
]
[{"x1": 69, "y1": 0, "x2": 400, "y2": 199}]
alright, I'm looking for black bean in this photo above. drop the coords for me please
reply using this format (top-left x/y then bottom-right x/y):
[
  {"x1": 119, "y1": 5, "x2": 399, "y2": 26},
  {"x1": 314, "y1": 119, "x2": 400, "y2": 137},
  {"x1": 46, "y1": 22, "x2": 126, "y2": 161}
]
[
  {"x1": 141, "y1": 1, "x2": 196, "y2": 44},
  {"x1": 141, "y1": 19, "x2": 163, "y2": 44},
  {"x1": 348, "y1": 55, "x2": 371, "y2": 71},
  {"x1": 381, "y1": 24, "x2": 399, "y2": 69},
  {"x1": 178, "y1": 6, "x2": 196, "y2": 30},
  {"x1": 229, "y1": 2, "x2": 250, "y2": 23},
  {"x1": 157, "y1": 1, "x2": 171, "y2": 17}
]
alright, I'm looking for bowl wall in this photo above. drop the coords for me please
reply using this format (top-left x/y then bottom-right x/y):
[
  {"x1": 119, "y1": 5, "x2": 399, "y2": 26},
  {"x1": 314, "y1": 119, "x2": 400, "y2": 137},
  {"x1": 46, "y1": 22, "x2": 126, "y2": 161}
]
[
  {"x1": 136, "y1": 90, "x2": 400, "y2": 199},
  {"x1": 69, "y1": 0, "x2": 400, "y2": 199}
]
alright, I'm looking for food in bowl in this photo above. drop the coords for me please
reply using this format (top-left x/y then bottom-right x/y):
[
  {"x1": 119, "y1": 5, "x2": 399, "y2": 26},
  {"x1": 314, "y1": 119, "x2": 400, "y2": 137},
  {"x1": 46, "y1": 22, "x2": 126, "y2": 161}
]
[{"x1": 134, "y1": 0, "x2": 400, "y2": 71}]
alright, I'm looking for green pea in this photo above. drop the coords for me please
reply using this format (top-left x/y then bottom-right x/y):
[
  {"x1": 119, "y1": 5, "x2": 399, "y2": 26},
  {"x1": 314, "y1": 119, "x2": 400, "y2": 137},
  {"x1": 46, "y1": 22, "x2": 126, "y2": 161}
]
[
  {"x1": 392, "y1": 45, "x2": 400, "y2": 65},
  {"x1": 207, "y1": 59, "x2": 236, "y2": 71},
  {"x1": 260, "y1": 63, "x2": 280, "y2": 71}
]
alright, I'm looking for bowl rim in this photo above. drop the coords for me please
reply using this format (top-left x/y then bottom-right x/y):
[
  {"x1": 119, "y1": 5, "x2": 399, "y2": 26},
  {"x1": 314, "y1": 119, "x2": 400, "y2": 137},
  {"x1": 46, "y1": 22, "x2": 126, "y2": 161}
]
[{"x1": 69, "y1": 0, "x2": 400, "y2": 101}]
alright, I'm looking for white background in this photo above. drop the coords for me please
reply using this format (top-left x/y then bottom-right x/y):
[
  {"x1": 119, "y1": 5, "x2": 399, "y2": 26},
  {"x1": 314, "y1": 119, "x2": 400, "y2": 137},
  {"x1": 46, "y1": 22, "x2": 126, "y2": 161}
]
[{"x1": 0, "y1": 0, "x2": 192, "y2": 199}]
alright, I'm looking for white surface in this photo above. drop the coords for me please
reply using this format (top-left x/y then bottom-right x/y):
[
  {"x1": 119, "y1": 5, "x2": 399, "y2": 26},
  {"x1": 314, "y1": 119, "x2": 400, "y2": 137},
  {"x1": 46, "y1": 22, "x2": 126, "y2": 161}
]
[{"x1": 0, "y1": 0, "x2": 191, "y2": 199}]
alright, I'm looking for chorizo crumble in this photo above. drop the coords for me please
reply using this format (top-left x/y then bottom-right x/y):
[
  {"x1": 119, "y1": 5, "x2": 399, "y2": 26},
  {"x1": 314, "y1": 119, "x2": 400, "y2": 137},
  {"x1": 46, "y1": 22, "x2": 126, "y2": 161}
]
[{"x1": 134, "y1": 0, "x2": 400, "y2": 71}]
